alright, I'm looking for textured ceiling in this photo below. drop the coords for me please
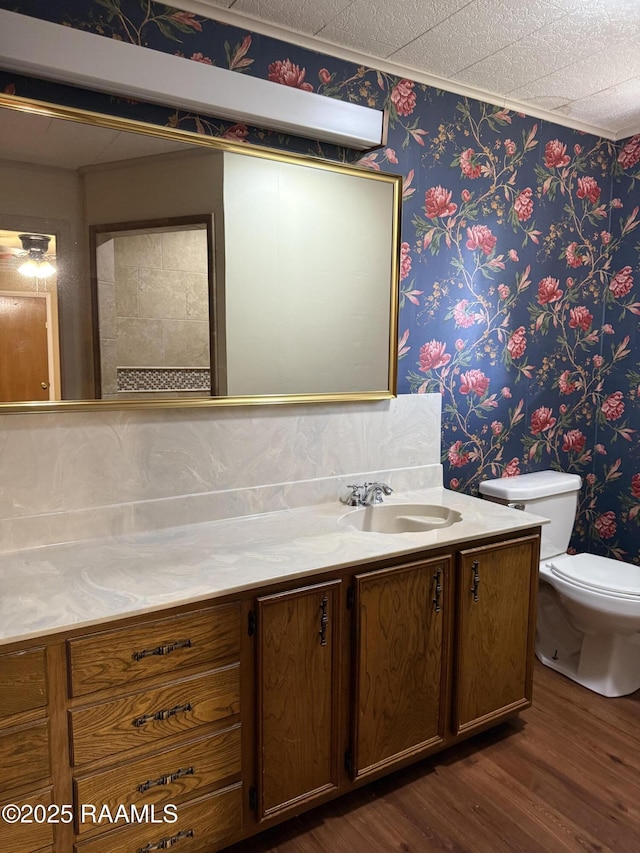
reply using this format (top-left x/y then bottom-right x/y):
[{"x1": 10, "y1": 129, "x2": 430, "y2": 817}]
[{"x1": 186, "y1": 0, "x2": 640, "y2": 140}]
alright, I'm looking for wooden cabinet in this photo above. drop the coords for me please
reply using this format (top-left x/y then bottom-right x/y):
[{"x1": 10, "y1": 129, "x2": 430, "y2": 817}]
[
  {"x1": 0, "y1": 646, "x2": 54, "y2": 853},
  {"x1": 1, "y1": 526, "x2": 540, "y2": 853},
  {"x1": 454, "y1": 535, "x2": 539, "y2": 734},
  {"x1": 256, "y1": 580, "x2": 342, "y2": 820},
  {"x1": 67, "y1": 603, "x2": 243, "y2": 850},
  {"x1": 351, "y1": 555, "x2": 451, "y2": 779}
]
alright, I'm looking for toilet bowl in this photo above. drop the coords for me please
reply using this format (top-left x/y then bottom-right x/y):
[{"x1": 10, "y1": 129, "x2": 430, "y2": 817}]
[{"x1": 479, "y1": 471, "x2": 640, "y2": 697}]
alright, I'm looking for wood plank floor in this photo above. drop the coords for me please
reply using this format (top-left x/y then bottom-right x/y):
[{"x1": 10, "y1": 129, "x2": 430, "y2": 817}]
[{"x1": 224, "y1": 661, "x2": 640, "y2": 852}]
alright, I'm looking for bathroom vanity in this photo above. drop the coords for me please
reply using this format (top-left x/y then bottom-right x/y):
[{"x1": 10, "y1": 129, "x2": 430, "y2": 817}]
[{"x1": 0, "y1": 489, "x2": 542, "y2": 853}]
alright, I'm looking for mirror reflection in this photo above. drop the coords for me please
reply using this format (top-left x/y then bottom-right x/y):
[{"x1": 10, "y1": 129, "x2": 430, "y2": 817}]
[{"x1": 0, "y1": 99, "x2": 401, "y2": 410}]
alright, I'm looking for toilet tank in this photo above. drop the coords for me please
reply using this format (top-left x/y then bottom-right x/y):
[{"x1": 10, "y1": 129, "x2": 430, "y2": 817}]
[{"x1": 479, "y1": 471, "x2": 582, "y2": 560}]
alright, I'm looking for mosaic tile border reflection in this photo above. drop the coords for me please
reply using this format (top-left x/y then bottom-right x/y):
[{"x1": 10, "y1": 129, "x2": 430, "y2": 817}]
[{"x1": 117, "y1": 367, "x2": 211, "y2": 393}]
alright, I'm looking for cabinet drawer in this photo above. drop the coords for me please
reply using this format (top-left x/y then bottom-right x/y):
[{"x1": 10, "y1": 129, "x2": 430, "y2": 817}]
[
  {"x1": 0, "y1": 720, "x2": 50, "y2": 793},
  {"x1": 70, "y1": 665, "x2": 240, "y2": 765},
  {"x1": 0, "y1": 647, "x2": 47, "y2": 719},
  {"x1": 68, "y1": 604, "x2": 241, "y2": 697},
  {"x1": 74, "y1": 724, "x2": 241, "y2": 836},
  {"x1": 0, "y1": 787, "x2": 55, "y2": 853},
  {"x1": 74, "y1": 784, "x2": 242, "y2": 853}
]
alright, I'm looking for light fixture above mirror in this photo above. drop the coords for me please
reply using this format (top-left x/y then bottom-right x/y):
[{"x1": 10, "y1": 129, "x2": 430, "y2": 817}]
[{"x1": 17, "y1": 233, "x2": 56, "y2": 278}]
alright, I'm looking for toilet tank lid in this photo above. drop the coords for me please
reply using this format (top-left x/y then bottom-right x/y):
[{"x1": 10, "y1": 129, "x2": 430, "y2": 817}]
[{"x1": 478, "y1": 470, "x2": 582, "y2": 500}]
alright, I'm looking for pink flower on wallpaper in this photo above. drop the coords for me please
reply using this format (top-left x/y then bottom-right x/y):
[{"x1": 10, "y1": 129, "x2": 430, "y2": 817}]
[
  {"x1": 498, "y1": 284, "x2": 510, "y2": 300},
  {"x1": 531, "y1": 407, "x2": 556, "y2": 435},
  {"x1": 576, "y1": 176, "x2": 601, "y2": 204},
  {"x1": 460, "y1": 148, "x2": 482, "y2": 179},
  {"x1": 632, "y1": 473, "x2": 640, "y2": 499},
  {"x1": 424, "y1": 186, "x2": 458, "y2": 219},
  {"x1": 508, "y1": 249, "x2": 519, "y2": 262},
  {"x1": 190, "y1": 52, "x2": 212, "y2": 64},
  {"x1": 544, "y1": 139, "x2": 571, "y2": 168},
  {"x1": 465, "y1": 225, "x2": 497, "y2": 255},
  {"x1": 453, "y1": 299, "x2": 479, "y2": 328},
  {"x1": 461, "y1": 189, "x2": 472, "y2": 202},
  {"x1": 400, "y1": 242, "x2": 412, "y2": 281},
  {"x1": 565, "y1": 242, "x2": 587, "y2": 267},
  {"x1": 601, "y1": 231, "x2": 611, "y2": 244},
  {"x1": 455, "y1": 338, "x2": 465, "y2": 350},
  {"x1": 562, "y1": 430, "x2": 586, "y2": 453},
  {"x1": 514, "y1": 187, "x2": 533, "y2": 221},
  {"x1": 268, "y1": 59, "x2": 313, "y2": 90},
  {"x1": 569, "y1": 306, "x2": 593, "y2": 331},
  {"x1": 537, "y1": 276, "x2": 563, "y2": 305},
  {"x1": 502, "y1": 458, "x2": 521, "y2": 477},
  {"x1": 390, "y1": 79, "x2": 416, "y2": 116},
  {"x1": 504, "y1": 139, "x2": 516, "y2": 156},
  {"x1": 609, "y1": 266, "x2": 634, "y2": 298},
  {"x1": 450, "y1": 478, "x2": 460, "y2": 489},
  {"x1": 459, "y1": 369, "x2": 489, "y2": 397},
  {"x1": 222, "y1": 123, "x2": 249, "y2": 141},
  {"x1": 602, "y1": 323, "x2": 615, "y2": 334},
  {"x1": 448, "y1": 440, "x2": 470, "y2": 468},
  {"x1": 617, "y1": 134, "x2": 640, "y2": 169},
  {"x1": 601, "y1": 391, "x2": 625, "y2": 421},
  {"x1": 611, "y1": 198, "x2": 623, "y2": 208},
  {"x1": 595, "y1": 511, "x2": 617, "y2": 539},
  {"x1": 593, "y1": 355, "x2": 604, "y2": 368},
  {"x1": 419, "y1": 340, "x2": 451, "y2": 372},
  {"x1": 318, "y1": 68, "x2": 331, "y2": 84},
  {"x1": 491, "y1": 421, "x2": 503, "y2": 435},
  {"x1": 502, "y1": 387, "x2": 512, "y2": 398},
  {"x1": 595, "y1": 444, "x2": 606, "y2": 454},
  {"x1": 507, "y1": 326, "x2": 527, "y2": 359},
  {"x1": 170, "y1": 10, "x2": 203, "y2": 30},
  {"x1": 586, "y1": 473, "x2": 596, "y2": 485},
  {"x1": 385, "y1": 148, "x2": 398, "y2": 164},
  {"x1": 558, "y1": 370, "x2": 577, "y2": 394}
]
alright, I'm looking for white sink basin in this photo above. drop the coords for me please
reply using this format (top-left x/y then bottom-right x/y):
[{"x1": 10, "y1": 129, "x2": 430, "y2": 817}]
[{"x1": 339, "y1": 503, "x2": 462, "y2": 534}]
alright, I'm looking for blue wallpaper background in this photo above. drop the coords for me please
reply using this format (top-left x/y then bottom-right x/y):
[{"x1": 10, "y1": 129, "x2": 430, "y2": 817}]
[{"x1": 1, "y1": 0, "x2": 639, "y2": 562}]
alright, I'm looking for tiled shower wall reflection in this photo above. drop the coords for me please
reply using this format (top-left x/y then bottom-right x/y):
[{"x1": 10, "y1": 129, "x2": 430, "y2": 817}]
[{"x1": 97, "y1": 227, "x2": 210, "y2": 396}]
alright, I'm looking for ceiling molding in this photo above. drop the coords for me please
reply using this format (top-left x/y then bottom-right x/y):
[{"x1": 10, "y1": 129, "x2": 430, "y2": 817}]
[{"x1": 178, "y1": 0, "x2": 629, "y2": 141}]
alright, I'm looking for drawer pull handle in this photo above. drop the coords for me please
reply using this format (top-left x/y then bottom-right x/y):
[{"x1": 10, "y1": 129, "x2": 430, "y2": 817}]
[
  {"x1": 138, "y1": 828, "x2": 194, "y2": 851},
  {"x1": 132, "y1": 639, "x2": 192, "y2": 662},
  {"x1": 133, "y1": 702, "x2": 193, "y2": 728},
  {"x1": 138, "y1": 766, "x2": 195, "y2": 793}
]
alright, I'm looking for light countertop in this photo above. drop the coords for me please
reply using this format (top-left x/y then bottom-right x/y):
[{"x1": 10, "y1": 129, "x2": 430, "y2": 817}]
[{"x1": 0, "y1": 488, "x2": 546, "y2": 647}]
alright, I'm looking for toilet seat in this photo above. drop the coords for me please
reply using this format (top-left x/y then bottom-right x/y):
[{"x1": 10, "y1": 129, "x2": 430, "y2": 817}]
[{"x1": 545, "y1": 554, "x2": 640, "y2": 599}]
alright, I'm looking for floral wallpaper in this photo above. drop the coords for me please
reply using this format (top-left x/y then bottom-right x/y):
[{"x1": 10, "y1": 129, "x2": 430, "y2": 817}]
[{"x1": 1, "y1": 0, "x2": 639, "y2": 562}]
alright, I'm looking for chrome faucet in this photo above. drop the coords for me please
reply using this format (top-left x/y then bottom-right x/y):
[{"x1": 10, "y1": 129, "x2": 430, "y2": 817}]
[{"x1": 344, "y1": 481, "x2": 393, "y2": 506}]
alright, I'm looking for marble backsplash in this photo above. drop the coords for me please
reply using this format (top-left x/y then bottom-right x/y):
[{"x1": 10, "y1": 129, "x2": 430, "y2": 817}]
[{"x1": 0, "y1": 394, "x2": 442, "y2": 552}]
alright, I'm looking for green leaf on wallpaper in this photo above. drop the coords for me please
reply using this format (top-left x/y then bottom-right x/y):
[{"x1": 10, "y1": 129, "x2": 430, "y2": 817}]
[{"x1": 153, "y1": 19, "x2": 184, "y2": 42}]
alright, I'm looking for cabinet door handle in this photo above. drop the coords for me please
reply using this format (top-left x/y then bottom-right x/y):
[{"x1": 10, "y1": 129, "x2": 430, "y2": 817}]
[
  {"x1": 133, "y1": 702, "x2": 193, "y2": 728},
  {"x1": 138, "y1": 766, "x2": 195, "y2": 793},
  {"x1": 138, "y1": 828, "x2": 194, "y2": 851},
  {"x1": 319, "y1": 595, "x2": 328, "y2": 646},
  {"x1": 132, "y1": 638, "x2": 192, "y2": 662},
  {"x1": 470, "y1": 560, "x2": 480, "y2": 602},
  {"x1": 432, "y1": 568, "x2": 442, "y2": 613}
]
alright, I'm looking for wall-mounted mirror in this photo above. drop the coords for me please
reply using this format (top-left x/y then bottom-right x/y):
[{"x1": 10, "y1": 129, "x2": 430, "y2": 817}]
[{"x1": 0, "y1": 96, "x2": 401, "y2": 412}]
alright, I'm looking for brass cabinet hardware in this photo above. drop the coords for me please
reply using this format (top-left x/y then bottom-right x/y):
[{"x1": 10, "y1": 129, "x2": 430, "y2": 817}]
[
  {"x1": 470, "y1": 560, "x2": 480, "y2": 602},
  {"x1": 133, "y1": 702, "x2": 193, "y2": 728},
  {"x1": 137, "y1": 766, "x2": 195, "y2": 793},
  {"x1": 319, "y1": 595, "x2": 329, "y2": 646},
  {"x1": 138, "y1": 828, "x2": 194, "y2": 851},
  {"x1": 432, "y1": 567, "x2": 442, "y2": 612},
  {"x1": 132, "y1": 639, "x2": 193, "y2": 662}
]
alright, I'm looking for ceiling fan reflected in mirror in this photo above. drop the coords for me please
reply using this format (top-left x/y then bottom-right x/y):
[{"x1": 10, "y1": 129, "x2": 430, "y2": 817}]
[{"x1": 16, "y1": 233, "x2": 56, "y2": 278}]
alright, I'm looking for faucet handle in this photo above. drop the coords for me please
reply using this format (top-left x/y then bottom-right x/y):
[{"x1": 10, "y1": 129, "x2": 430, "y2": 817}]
[{"x1": 344, "y1": 484, "x2": 365, "y2": 506}]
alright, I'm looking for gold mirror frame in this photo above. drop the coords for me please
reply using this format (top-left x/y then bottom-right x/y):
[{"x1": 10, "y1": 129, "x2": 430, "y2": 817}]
[{"x1": 0, "y1": 93, "x2": 401, "y2": 414}]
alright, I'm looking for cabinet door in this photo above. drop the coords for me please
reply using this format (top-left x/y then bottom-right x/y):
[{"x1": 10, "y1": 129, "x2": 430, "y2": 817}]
[
  {"x1": 455, "y1": 534, "x2": 539, "y2": 735},
  {"x1": 352, "y1": 556, "x2": 450, "y2": 779},
  {"x1": 256, "y1": 580, "x2": 342, "y2": 820}
]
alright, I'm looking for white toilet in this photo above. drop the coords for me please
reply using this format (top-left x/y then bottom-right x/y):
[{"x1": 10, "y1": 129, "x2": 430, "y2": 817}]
[{"x1": 479, "y1": 470, "x2": 640, "y2": 697}]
